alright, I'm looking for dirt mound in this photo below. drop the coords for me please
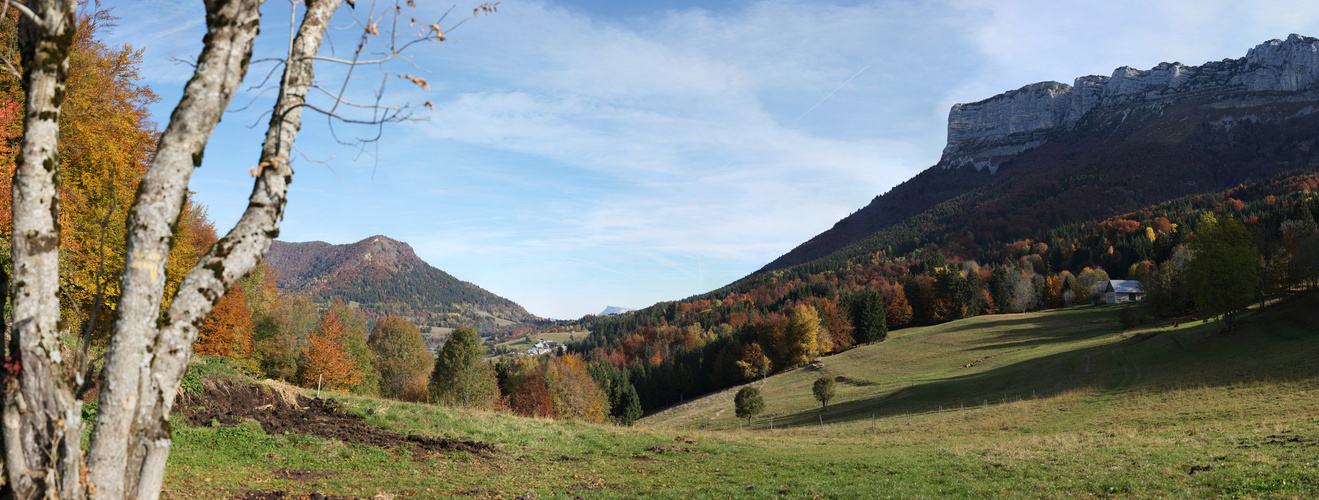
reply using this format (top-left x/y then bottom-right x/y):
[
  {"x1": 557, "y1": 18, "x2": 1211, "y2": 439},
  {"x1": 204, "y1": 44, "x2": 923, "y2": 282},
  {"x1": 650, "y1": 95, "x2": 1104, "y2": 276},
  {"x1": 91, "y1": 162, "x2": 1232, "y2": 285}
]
[{"x1": 177, "y1": 376, "x2": 495, "y2": 456}]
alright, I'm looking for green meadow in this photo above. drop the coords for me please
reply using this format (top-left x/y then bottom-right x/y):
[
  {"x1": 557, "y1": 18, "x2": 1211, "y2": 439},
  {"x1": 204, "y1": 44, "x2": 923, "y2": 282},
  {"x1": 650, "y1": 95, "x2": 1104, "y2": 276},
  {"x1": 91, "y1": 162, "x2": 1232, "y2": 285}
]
[{"x1": 165, "y1": 293, "x2": 1319, "y2": 498}]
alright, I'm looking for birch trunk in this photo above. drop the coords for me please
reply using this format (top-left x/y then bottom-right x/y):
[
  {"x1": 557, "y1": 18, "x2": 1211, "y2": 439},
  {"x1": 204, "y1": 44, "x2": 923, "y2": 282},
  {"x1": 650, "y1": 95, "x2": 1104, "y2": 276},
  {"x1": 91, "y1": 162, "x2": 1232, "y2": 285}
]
[
  {"x1": 92, "y1": 0, "x2": 343, "y2": 498},
  {"x1": 85, "y1": 1, "x2": 262, "y2": 497},
  {"x1": 2, "y1": 0, "x2": 349, "y2": 498},
  {"x1": 2, "y1": 1, "x2": 80, "y2": 498}
]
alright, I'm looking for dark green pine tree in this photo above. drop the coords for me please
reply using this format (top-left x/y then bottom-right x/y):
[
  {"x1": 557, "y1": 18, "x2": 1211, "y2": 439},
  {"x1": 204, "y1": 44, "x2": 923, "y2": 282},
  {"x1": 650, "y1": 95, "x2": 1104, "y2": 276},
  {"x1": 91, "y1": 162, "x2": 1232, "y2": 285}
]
[
  {"x1": 616, "y1": 383, "x2": 643, "y2": 426},
  {"x1": 849, "y1": 287, "x2": 887, "y2": 344}
]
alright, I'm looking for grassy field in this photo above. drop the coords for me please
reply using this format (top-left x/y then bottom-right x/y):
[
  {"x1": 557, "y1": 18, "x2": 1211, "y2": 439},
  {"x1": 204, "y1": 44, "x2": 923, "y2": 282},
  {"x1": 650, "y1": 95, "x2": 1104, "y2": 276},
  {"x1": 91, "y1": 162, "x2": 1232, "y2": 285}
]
[{"x1": 163, "y1": 294, "x2": 1319, "y2": 498}]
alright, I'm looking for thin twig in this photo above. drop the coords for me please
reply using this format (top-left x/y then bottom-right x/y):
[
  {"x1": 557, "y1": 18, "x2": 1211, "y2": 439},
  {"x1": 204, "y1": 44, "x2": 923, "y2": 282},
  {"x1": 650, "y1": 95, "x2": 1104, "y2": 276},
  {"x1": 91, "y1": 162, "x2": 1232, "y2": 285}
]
[
  {"x1": 0, "y1": 2, "x2": 22, "y2": 80},
  {"x1": 80, "y1": 174, "x2": 116, "y2": 377}
]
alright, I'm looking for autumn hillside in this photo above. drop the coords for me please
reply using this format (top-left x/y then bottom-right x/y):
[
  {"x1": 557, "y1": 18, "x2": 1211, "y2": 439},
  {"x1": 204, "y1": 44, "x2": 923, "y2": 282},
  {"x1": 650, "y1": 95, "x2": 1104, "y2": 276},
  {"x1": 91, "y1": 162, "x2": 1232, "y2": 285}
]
[
  {"x1": 265, "y1": 236, "x2": 537, "y2": 333},
  {"x1": 159, "y1": 292, "x2": 1319, "y2": 498},
  {"x1": 640, "y1": 294, "x2": 1319, "y2": 431},
  {"x1": 761, "y1": 91, "x2": 1319, "y2": 275}
]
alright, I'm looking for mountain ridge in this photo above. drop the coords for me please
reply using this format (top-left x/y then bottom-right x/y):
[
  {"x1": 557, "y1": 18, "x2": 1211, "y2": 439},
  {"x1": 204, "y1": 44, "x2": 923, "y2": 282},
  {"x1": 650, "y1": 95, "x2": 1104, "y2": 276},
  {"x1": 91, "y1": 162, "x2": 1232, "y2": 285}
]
[
  {"x1": 758, "y1": 34, "x2": 1319, "y2": 274},
  {"x1": 265, "y1": 235, "x2": 536, "y2": 332}
]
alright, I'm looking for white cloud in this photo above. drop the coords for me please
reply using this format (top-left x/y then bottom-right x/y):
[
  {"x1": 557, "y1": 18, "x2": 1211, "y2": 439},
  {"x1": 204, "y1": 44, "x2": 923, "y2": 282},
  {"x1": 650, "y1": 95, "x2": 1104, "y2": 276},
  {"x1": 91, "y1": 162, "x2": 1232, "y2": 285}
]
[{"x1": 104, "y1": 0, "x2": 1319, "y2": 319}]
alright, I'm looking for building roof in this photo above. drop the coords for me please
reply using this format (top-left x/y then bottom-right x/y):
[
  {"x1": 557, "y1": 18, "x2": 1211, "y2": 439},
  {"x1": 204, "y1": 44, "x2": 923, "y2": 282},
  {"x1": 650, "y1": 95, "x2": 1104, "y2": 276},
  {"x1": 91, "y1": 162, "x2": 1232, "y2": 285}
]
[{"x1": 1107, "y1": 280, "x2": 1143, "y2": 294}]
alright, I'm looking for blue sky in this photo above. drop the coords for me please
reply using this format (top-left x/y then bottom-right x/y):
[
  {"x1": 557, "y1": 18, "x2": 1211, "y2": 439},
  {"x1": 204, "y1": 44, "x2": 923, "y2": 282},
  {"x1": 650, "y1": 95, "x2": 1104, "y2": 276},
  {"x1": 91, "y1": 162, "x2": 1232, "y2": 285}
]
[{"x1": 105, "y1": 0, "x2": 1319, "y2": 319}]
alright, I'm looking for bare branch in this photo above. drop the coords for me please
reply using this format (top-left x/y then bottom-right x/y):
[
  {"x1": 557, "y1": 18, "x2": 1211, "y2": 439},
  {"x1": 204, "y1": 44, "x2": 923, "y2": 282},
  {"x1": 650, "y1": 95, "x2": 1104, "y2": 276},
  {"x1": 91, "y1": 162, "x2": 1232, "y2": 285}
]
[
  {"x1": 165, "y1": 52, "x2": 198, "y2": 69},
  {"x1": 0, "y1": 3, "x2": 25, "y2": 79},
  {"x1": 78, "y1": 177, "x2": 115, "y2": 379},
  {"x1": 1, "y1": 0, "x2": 43, "y2": 27},
  {"x1": 311, "y1": 83, "x2": 401, "y2": 111}
]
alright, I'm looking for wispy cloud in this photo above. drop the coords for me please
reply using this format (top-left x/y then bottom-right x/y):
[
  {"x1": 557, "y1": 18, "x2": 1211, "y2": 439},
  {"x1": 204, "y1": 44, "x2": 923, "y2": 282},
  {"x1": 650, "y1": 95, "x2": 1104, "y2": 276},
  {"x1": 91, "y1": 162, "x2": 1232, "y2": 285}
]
[{"x1": 104, "y1": 0, "x2": 1319, "y2": 319}]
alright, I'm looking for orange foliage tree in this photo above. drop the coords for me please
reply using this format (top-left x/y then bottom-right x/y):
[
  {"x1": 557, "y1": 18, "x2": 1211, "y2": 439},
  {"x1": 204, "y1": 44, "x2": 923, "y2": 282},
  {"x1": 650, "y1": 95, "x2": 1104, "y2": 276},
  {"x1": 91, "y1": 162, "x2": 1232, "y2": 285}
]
[
  {"x1": 194, "y1": 286, "x2": 254, "y2": 360},
  {"x1": 543, "y1": 353, "x2": 607, "y2": 423},
  {"x1": 510, "y1": 367, "x2": 555, "y2": 418},
  {"x1": 300, "y1": 308, "x2": 364, "y2": 392}
]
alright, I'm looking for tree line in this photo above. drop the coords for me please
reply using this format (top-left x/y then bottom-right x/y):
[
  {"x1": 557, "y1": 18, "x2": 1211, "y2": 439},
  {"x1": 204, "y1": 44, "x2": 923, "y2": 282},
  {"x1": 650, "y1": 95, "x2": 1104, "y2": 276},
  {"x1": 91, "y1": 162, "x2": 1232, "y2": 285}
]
[{"x1": 553, "y1": 171, "x2": 1319, "y2": 416}]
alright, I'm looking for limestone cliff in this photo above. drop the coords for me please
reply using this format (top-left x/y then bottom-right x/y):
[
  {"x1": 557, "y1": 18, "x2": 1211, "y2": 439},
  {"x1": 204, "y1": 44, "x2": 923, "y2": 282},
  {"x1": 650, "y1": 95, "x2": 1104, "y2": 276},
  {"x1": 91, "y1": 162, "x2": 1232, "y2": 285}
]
[
  {"x1": 756, "y1": 34, "x2": 1319, "y2": 274},
  {"x1": 941, "y1": 34, "x2": 1319, "y2": 172}
]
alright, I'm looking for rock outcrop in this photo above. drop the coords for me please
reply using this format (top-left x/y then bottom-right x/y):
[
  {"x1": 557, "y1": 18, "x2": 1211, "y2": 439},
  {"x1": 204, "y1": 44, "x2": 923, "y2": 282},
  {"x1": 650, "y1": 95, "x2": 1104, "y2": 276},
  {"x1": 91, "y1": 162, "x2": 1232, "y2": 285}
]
[{"x1": 942, "y1": 34, "x2": 1319, "y2": 172}]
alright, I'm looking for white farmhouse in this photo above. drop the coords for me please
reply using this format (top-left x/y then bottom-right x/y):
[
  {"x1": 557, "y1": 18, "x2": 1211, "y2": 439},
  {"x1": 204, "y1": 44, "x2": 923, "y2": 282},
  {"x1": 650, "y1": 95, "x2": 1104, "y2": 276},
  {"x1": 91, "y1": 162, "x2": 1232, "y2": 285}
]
[{"x1": 1101, "y1": 280, "x2": 1144, "y2": 303}]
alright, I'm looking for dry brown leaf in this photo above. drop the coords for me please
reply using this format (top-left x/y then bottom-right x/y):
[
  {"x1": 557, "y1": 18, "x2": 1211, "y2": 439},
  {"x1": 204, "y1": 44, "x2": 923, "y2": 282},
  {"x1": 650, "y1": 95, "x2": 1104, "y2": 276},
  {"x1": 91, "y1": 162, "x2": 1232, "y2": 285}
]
[
  {"x1": 366, "y1": 22, "x2": 379, "y2": 36},
  {"x1": 429, "y1": 24, "x2": 445, "y2": 41},
  {"x1": 401, "y1": 74, "x2": 430, "y2": 91},
  {"x1": 424, "y1": 101, "x2": 434, "y2": 110}
]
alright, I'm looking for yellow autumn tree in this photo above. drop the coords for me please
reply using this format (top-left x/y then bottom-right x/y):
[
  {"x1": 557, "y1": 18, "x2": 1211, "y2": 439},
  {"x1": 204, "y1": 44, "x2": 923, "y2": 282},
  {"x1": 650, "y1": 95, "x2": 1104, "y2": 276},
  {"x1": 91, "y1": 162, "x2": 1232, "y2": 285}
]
[
  {"x1": 0, "y1": 6, "x2": 215, "y2": 342},
  {"x1": 543, "y1": 353, "x2": 608, "y2": 423},
  {"x1": 783, "y1": 305, "x2": 820, "y2": 366}
]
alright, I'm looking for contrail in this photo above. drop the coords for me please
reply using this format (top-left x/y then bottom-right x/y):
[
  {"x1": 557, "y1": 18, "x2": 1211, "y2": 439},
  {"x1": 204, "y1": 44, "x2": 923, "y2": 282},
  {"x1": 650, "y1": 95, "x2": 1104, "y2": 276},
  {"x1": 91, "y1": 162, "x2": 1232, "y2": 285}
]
[{"x1": 794, "y1": 64, "x2": 870, "y2": 122}]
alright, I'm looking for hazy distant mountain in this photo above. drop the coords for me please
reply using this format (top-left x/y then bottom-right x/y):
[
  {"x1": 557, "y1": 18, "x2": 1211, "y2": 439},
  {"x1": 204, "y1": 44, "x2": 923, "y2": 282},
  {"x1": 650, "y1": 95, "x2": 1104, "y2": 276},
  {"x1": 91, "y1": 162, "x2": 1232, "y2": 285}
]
[
  {"x1": 264, "y1": 235, "x2": 536, "y2": 332},
  {"x1": 599, "y1": 306, "x2": 634, "y2": 315},
  {"x1": 759, "y1": 34, "x2": 1319, "y2": 274}
]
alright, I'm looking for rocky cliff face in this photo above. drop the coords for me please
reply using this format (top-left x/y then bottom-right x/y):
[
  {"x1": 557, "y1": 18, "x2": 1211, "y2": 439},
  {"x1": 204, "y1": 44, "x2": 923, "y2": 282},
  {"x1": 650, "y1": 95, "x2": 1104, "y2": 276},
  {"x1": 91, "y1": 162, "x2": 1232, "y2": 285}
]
[
  {"x1": 942, "y1": 34, "x2": 1319, "y2": 172},
  {"x1": 756, "y1": 34, "x2": 1319, "y2": 275}
]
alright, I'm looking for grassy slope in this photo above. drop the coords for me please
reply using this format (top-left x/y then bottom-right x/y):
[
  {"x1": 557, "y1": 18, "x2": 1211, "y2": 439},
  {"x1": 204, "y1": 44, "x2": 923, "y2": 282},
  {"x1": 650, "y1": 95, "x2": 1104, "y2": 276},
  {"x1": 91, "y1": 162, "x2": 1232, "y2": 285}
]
[{"x1": 164, "y1": 296, "x2": 1319, "y2": 498}]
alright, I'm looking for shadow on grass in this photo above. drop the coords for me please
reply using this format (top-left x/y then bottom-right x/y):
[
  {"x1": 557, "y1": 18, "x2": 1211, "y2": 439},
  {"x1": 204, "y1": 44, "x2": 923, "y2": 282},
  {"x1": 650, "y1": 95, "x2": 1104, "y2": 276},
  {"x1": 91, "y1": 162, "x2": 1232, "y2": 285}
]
[
  {"x1": 955, "y1": 305, "x2": 1126, "y2": 353},
  {"x1": 764, "y1": 292, "x2": 1319, "y2": 429}
]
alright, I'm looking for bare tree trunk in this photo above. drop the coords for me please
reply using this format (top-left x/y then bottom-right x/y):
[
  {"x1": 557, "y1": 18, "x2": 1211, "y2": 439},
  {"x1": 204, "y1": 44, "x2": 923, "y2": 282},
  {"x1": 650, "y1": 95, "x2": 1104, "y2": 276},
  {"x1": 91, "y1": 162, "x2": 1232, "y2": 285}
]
[
  {"x1": 95, "y1": 1, "x2": 343, "y2": 498},
  {"x1": 83, "y1": 1, "x2": 263, "y2": 497},
  {"x1": 3, "y1": 0, "x2": 408, "y2": 496},
  {"x1": 1, "y1": 1, "x2": 80, "y2": 498}
]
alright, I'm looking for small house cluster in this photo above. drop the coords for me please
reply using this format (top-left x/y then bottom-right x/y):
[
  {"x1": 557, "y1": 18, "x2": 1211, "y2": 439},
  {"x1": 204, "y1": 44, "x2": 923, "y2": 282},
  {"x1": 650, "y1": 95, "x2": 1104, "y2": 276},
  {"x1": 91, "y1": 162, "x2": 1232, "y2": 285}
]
[{"x1": 526, "y1": 339, "x2": 567, "y2": 356}]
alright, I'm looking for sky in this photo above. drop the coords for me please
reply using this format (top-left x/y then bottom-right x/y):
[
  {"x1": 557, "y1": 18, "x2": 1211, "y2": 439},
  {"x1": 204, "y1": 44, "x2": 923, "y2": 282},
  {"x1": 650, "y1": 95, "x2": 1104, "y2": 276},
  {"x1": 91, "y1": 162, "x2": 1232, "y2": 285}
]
[{"x1": 103, "y1": 0, "x2": 1319, "y2": 320}]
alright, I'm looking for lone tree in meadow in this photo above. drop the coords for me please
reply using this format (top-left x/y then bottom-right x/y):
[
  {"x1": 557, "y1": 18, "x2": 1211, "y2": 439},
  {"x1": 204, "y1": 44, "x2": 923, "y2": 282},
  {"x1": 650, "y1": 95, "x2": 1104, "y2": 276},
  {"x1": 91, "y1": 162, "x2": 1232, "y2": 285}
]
[
  {"x1": 734, "y1": 386, "x2": 765, "y2": 425},
  {"x1": 813, "y1": 376, "x2": 837, "y2": 411},
  {"x1": 1186, "y1": 214, "x2": 1260, "y2": 331}
]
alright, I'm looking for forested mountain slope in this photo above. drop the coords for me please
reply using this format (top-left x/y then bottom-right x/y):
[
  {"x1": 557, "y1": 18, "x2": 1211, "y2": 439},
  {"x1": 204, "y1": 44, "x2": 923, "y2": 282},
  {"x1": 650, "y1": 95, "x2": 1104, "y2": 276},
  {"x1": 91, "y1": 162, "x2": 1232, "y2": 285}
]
[
  {"x1": 265, "y1": 236, "x2": 536, "y2": 332},
  {"x1": 761, "y1": 34, "x2": 1319, "y2": 273}
]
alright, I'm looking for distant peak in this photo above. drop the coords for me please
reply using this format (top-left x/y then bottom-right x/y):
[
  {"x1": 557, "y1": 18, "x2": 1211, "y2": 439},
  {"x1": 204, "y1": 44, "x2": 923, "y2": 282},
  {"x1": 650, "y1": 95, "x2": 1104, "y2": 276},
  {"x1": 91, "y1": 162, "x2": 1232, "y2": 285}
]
[{"x1": 600, "y1": 306, "x2": 634, "y2": 315}]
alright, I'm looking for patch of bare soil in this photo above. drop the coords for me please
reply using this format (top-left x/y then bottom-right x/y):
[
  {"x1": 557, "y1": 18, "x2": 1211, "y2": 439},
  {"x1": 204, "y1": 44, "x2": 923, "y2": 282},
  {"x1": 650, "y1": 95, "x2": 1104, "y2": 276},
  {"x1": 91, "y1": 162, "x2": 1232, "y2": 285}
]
[
  {"x1": 569, "y1": 479, "x2": 628, "y2": 492},
  {"x1": 269, "y1": 467, "x2": 335, "y2": 481},
  {"x1": 646, "y1": 445, "x2": 709, "y2": 455},
  {"x1": 1238, "y1": 433, "x2": 1317, "y2": 448},
  {"x1": 176, "y1": 376, "x2": 495, "y2": 457},
  {"x1": 231, "y1": 492, "x2": 361, "y2": 500}
]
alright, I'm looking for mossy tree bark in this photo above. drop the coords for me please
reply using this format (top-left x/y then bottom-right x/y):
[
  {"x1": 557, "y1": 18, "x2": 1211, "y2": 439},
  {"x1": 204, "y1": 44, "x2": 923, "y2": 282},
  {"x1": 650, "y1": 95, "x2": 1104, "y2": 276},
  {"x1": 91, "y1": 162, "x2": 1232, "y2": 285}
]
[
  {"x1": 2, "y1": 1, "x2": 80, "y2": 498},
  {"x1": 3, "y1": 0, "x2": 345, "y2": 498}
]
